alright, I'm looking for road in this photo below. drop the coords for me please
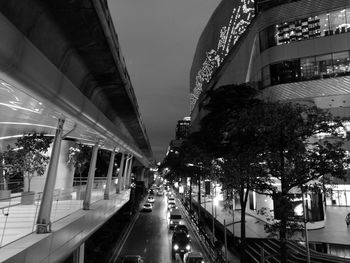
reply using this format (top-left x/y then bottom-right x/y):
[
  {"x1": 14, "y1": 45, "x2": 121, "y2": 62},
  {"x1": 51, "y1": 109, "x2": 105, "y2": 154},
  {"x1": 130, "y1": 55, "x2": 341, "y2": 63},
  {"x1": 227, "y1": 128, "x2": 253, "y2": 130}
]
[{"x1": 115, "y1": 194, "x2": 208, "y2": 263}]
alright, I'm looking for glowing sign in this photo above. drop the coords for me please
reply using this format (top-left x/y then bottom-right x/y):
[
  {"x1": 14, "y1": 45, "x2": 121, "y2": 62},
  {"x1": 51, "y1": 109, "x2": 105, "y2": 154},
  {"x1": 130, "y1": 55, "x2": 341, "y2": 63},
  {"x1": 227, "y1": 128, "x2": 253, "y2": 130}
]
[{"x1": 190, "y1": 0, "x2": 255, "y2": 111}]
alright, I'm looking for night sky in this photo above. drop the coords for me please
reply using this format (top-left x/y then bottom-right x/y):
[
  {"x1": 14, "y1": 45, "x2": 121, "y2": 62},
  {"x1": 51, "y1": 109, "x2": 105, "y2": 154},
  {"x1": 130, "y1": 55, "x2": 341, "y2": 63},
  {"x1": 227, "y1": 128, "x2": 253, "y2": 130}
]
[{"x1": 108, "y1": 0, "x2": 220, "y2": 162}]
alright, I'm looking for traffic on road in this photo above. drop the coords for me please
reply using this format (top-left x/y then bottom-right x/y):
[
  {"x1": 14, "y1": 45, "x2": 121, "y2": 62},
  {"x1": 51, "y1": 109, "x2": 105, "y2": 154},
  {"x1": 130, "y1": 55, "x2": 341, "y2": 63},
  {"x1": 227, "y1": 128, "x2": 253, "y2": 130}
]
[{"x1": 115, "y1": 187, "x2": 206, "y2": 263}]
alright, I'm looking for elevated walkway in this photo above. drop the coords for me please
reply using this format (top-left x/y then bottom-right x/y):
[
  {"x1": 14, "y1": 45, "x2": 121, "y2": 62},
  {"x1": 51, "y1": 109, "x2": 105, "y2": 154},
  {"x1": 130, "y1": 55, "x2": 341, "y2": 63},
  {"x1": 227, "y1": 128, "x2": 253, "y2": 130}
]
[{"x1": 0, "y1": 189, "x2": 130, "y2": 263}]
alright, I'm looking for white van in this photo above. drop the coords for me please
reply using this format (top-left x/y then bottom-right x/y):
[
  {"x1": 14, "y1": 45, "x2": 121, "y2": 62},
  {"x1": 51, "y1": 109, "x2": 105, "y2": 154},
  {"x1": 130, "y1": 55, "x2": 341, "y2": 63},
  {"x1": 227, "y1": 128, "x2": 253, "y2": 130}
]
[{"x1": 169, "y1": 209, "x2": 182, "y2": 229}]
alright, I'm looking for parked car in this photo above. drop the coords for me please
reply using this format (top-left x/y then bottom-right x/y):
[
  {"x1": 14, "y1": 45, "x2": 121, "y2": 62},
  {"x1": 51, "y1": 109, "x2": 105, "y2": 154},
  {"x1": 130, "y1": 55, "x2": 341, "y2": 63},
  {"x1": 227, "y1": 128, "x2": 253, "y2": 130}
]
[
  {"x1": 172, "y1": 231, "x2": 191, "y2": 259},
  {"x1": 120, "y1": 255, "x2": 144, "y2": 263},
  {"x1": 142, "y1": 203, "x2": 152, "y2": 212},
  {"x1": 147, "y1": 196, "x2": 155, "y2": 203},
  {"x1": 184, "y1": 252, "x2": 204, "y2": 263}
]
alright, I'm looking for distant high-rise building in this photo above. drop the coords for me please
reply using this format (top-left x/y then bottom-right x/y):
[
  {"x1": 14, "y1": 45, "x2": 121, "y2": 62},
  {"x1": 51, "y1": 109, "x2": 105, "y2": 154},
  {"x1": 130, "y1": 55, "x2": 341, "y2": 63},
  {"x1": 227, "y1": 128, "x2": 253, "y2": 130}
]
[{"x1": 175, "y1": 117, "x2": 191, "y2": 140}]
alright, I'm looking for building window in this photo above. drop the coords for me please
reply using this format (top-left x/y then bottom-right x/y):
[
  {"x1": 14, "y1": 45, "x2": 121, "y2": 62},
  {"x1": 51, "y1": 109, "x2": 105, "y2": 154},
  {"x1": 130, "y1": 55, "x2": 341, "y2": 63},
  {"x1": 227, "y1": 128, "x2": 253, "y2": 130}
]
[
  {"x1": 319, "y1": 13, "x2": 330, "y2": 36},
  {"x1": 270, "y1": 59, "x2": 300, "y2": 85},
  {"x1": 300, "y1": 56, "x2": 317, "y2": 80},
  {"x1": 259, "y1": 25, "x2": 277, "y2": 51},
  {"x1": 262, "y1": 50, "x2": 350, "y2": 88},
  {"x1": 316, "y1": 54, "x2": 333, "y2": 77},
  {"x1": 260, "y1": 7, "x2": 350, "y2": 51},
  {"x1": 262, "y1": 65, "x2": 271, "y2": 87},
  {"x1": 330, "y1": 9, "x2": 346, "y2": 34},
  {"x1": 333, "y1": 51, "x2": 350, "y2": 75}
]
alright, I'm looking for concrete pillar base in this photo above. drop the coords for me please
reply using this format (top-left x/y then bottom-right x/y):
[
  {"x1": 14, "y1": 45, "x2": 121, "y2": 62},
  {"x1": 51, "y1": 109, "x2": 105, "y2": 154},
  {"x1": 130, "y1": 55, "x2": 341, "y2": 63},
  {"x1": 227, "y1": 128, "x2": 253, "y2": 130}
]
[
  {"x1": 36, "y1": 223, "x2": 51, "y2": 234},
  {"x1": 83, "y1": 201, "x2": 90, "y2": 210}
]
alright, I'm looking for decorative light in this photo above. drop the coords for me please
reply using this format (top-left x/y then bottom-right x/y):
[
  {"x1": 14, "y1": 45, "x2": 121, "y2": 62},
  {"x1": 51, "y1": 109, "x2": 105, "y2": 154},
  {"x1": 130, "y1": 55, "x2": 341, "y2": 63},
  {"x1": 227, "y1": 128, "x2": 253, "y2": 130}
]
[{"x1": 190, "y1": 0, "x2": 255, "y2": 111}]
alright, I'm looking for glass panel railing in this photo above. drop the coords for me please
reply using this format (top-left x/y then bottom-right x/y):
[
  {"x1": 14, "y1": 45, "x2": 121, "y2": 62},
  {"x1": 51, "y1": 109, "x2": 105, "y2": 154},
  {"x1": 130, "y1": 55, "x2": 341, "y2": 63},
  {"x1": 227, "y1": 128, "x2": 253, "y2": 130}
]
[
  {"x1": 50, "y1": 189, "x2": 83, "y2": 223},
  {"x1": 0, "y1": 177, "x2": 122, "y2": 247},
  {"x1": 0, "y1": 192, "x2": 41, "y2": 247}
]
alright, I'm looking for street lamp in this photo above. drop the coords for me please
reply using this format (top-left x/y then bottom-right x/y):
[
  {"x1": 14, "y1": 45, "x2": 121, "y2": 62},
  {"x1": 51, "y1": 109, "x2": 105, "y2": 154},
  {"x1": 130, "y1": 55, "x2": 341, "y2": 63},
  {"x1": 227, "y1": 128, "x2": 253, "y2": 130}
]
[
  {"x1": 302, "y1": 190, "x2": 311, "y2": 263},
  {"x1": 212, "y1": 182, "x2": 217, "y2": 243}
]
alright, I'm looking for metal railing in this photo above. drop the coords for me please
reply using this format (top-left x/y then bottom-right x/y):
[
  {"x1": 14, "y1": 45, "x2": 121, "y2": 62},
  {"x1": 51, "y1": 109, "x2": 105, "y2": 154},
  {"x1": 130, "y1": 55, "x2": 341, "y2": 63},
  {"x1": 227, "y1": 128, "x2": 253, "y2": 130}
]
[{"x1": 0, "y1": 177, "x2": 118, "y2": 247}]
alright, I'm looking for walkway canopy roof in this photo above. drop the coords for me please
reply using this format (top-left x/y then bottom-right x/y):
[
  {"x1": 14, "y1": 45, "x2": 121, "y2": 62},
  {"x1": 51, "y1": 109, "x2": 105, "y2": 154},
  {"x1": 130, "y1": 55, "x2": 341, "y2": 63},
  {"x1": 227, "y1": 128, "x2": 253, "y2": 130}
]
[{"x1": 0, "y1": 0, "x2": 154, "y2": 166}]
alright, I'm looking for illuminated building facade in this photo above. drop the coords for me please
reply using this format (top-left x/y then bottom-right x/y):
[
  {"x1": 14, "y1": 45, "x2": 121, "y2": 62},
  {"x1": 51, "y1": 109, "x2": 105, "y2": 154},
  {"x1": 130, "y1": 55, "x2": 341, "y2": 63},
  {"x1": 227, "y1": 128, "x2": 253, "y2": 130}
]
[
  {"x1": 189, "y1": 0, "x2": 255, "y2": 112},
  {"x1": 190, "y1": 0, "x2": 350, "y2": 229},
  {"x1": 175, "y1": 117, "x2": 191, "y2": 140}
]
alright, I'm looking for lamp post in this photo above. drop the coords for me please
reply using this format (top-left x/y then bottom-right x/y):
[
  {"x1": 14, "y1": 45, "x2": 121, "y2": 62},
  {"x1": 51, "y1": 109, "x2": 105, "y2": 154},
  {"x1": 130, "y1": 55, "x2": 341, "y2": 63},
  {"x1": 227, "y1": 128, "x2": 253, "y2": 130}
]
[
  {"x1": 302, "y1": 190, "x2": 311, "y2": 263},
  {"x1": 198, "y1": 175, "x2": 201, "y2": 224},
  {"x1": 212, "y1": 193, "x2": 215, "y2": 243},
  {"x1": 212, "y1": 183, "x2": 218, "y2": 243},
  {"x1": 232, "y1": 189, "x2": 235, "y2": 239}
]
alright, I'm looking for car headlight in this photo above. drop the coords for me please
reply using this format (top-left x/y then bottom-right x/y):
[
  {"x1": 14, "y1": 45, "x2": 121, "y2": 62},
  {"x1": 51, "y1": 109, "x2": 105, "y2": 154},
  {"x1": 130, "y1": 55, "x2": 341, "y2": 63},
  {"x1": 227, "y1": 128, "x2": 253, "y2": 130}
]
[
  {"x1": 170, "y1": 220, "x2": 173, "y2": 224},
  {"x1": 174, "y1": 244, "x2": 179, "y2": 250},
  {"x1": 186, "y1": 245, "x2": 191, "y2": 250}
]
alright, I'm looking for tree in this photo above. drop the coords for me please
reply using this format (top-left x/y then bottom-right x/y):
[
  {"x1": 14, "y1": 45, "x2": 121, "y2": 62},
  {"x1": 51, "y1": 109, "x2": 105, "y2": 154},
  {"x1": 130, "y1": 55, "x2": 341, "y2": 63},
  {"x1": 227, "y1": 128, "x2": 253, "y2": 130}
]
[
  {"x1": 180, "y1": 134, "x2": 213, "y2": 219},
  {"x1": 192, "y1": 84, "x2": 275, "y2": 263},
  {"x1": 257, "y1": 101, "x2": 350, "y2": 263},
  {"x1": 6, "y1": 134, "x2": 53, "y2": 192},
  {"x1": 67, "y1": 142, "x2": 92, "y2": 183}
]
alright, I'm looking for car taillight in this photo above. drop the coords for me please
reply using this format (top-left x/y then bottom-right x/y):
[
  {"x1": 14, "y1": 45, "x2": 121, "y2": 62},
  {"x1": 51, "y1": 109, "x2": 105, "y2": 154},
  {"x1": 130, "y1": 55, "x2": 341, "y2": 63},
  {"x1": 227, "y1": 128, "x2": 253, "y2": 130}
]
[
  {"x1": 174, "y1": 244, "x2": 179, "y2": 250},
  {"x1": 186, "y1": 245, "x2": 191, "y2": 250}
]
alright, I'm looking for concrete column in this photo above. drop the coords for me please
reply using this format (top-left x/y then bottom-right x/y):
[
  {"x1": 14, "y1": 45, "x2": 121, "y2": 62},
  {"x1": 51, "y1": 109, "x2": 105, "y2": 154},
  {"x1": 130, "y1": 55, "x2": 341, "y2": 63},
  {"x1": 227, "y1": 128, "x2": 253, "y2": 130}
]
[
  {"x1": 123, "y1": 155, "x2": 130, "y2": 190},
  {"x1": 117, "y1": 153, "x2": 125, "y2": 193},
  {"x1": 83, "y1": 143, "x2": 99, "y2": 210},
  {"x1": 55, "y1": 140, "x2": 75, "y2": 198},
  {"x1": 126, "y1": 156, "x2": 134, "y2": 188},
  {"x1": 73, "y1": 242, "x2": 84, "y2": 263},
  {"x1": 36, "y1": 118, "x2": 65, "y2": 233},
  {"x1": 104, "y1": 149, "x2": 116, "y2": 200},
  {"x1": 140, "y1": 167, "x2": 145, "y2": 181}
]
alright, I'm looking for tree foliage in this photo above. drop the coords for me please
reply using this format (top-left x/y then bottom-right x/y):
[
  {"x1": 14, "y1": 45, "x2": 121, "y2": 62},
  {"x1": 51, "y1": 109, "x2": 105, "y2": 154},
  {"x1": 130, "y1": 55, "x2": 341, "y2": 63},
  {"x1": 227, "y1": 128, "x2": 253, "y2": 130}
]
[
  {"x1": 2, "y1": 134, "x2": 53, "y2": 192},
  {"x1": 255, "y1": 101, "x2": 350, "y2": 263},
  {"x1": 187, "y1": 83, "x2": 350, "y2": 263},
  {"x1": 67, "y1": 142, "x2": 92, "y2": 178},
  {"x1": 193, "y1": 84, "x2": 276, "y2": 262}
]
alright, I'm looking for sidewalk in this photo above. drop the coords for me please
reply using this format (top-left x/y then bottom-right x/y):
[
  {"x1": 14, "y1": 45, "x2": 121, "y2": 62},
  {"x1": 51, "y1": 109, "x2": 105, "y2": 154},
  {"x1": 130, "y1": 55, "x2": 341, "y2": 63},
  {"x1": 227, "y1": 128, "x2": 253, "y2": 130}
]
[
  {"x1": 201, "y1": 199, "x2": 350, "y2": 244},
  {"x1": 194, "y1": 195, "x2": 350, "y2": 259}
]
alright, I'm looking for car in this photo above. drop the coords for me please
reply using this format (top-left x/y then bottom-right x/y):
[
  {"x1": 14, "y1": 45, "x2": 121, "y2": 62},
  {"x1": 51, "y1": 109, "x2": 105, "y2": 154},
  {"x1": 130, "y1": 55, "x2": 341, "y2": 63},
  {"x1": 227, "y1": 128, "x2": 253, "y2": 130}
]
[
  {"x1": 172, "y1": 231, "x2": 191, "y2": 259},
  {"x1": 184, "y1": 252, "x2": 204, "y2": 263},
  {"x1": 149, "y1": 189, "x2": 155, "y2": 195},
  {"x1": 168, "y1": 202, "x2": 177, "y2": 210},
  {"x1": 147, "y1": 196, "x2": 155, "y2": 203},
  {"x1": 168, "y1": 196, "x2": 175, "y2": 203},
  {"x1": 169, "y1": 209, "x2": 183, "y2": 229},
  {"x1": 174, "y1": 224, "x2": 189, "y2": 236},
  {"x1": 120, "y1": 255, "x2": 144, "y2": 263},
  {"x1": 142, "y1": 203, "x2": 152, "y2": 212}
]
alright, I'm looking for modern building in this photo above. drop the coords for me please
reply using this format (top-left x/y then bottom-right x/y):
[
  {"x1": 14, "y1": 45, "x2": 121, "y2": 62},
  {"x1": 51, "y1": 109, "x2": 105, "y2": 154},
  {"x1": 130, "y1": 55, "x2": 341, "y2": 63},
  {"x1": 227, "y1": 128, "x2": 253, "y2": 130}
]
[
  {"x1": 190, "y1": 0, "x2": 350, "y2": 230},
  {"x1": 175, "y1": 117, "x2": 191, "y2": 140}
]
